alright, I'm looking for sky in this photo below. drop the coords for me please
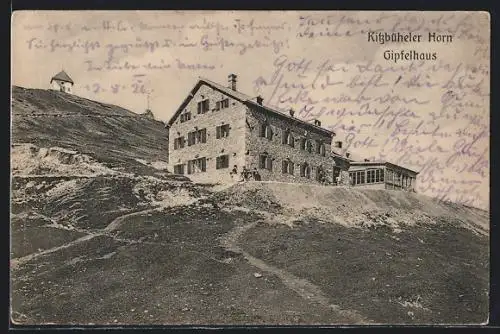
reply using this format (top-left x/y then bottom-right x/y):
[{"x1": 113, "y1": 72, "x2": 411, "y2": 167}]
[{"x1": 11, "y1": 10, "x2": 490, "y2": 210}]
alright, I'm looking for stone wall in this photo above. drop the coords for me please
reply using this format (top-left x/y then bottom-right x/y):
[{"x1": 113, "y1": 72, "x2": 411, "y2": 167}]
[
  {"x1": 168, "y1": 83, "x2": 247, "y2": 183},
  {"x1": 244, "y1": 106, "x2": 337, "y2": 185}
]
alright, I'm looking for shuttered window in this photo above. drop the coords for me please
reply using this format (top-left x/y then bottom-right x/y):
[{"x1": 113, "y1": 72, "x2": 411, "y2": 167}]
[{"x1": 216, "y1": 155, "x2": 229, "y2": 169}]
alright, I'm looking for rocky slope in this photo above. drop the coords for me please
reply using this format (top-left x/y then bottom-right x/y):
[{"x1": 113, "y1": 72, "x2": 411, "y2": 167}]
[
  {"x1": 11, "y1": 86, "x2": 169, "y2": 175},
  {"x1": 10, "y1": 88, "x2": 489, "y2": 325}
]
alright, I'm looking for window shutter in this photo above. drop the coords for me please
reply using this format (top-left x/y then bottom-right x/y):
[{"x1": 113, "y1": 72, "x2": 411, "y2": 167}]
[
  {"x1": 282, "y1": 160, "x2": 287, "y2": 174},
  {"x1": 267, "y1": 157, "x2": 272, "y2": 171},
  {"x1": 267, "y1": 126, "x2": 273, "y2": 140},
  {"x1": 216, "y1": 126, "x2": 221, "y2": 139},
  {"x1": 290, "y1": 162, "x2": 294, "y2": 175},
  {"x1": 202, "y1": 129, "x2": 207, "y2": 143},
  {"x1": 202, "y1": 158, "x2": 206, "y2": 172},
  {"x1": 260, "y1": 124, "x2": 266, "y2": 137}
]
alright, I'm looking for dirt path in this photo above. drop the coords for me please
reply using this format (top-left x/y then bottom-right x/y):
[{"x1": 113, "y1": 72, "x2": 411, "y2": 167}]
[
  {"x1": 11, "y1": 208, "x2": 158, "y2": 269},
  {"x1": 220, "y1": 209, "x2": 372, "y2": 324},
  {"x1": 103, "y1": 208, "x2": 158, "y2": 232}
]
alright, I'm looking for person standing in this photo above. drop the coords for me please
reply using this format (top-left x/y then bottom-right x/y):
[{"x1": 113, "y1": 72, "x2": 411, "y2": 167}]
[
  {"x1": 252, "y1": 167, "x2": 261, "y2": 181},
  {"x1": 230, "y1": 165, "x2": 238, "y2": 180}
]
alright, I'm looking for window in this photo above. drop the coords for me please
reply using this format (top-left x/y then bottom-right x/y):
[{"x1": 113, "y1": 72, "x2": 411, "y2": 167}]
[
  {"x1": 367, "y1": 170, "x2": 376, "y2": 183},
  {"x1": 259, "y1": 153, "x2": 272, "y2": 171},
  {"x1": 300, "y1": 139, "x2": 306, "y2": 150},
  {"x1": 379, "y1": 169, "x2": 385, "y2": 182},
  {"x1": 180, "y1": 112, "x2": 191, "y2": 123},
  {"x1": 395, "y1": 172, "x2": 402, "y2": 185},
  {"x1": 216, "y1": 155, "x2": 229, "y2": 169},
  {"x1": 316, "y1": 140, "x2": 326, "y2": 156},
  {"x1": 173, "y1": 136, "x2": 185, "y2": 150},
  {"x1": 386, "y1": 169, "x2": 393, "y2": 183},
  {"x1": 197, "y1": 99, "x2": 210, "y2": 114},
  {"x1": 300, "y1": 139, "x2": 313, "y2": 152},
  {"x1": 173, "y1": 164, "x2": 185, "y2": 174},
  {"x1": 187, "y1": 157, "x2": 206, "y2": 174},
  {"x1": 215, "y1": 98, "x2": 229, "y2": 111},
  {"x1": 282, "y1": 159, "x2": 294, "y2": 175},
  {"x1": 365, "y1": 169, "x2": 384, "y2": 183},
  {"x1": 188, "y1": 131, "x2": 196, "y2": 146},
  {"x1": 196, "y1": 128, "x2": 207, "y2": 144},
  {"x1": 216, "y1": 124, "x2": 230, "y2": 138},
  {"x1": 260, "y1": 123, "x2": 273, "y2": 140},
  {"x1": 349, "y1": 171, "x2": 365, "y2": 185},
  {"x1": 188, "y1": 128, "x2": 207, "y2": 145},
  {"x1": 282, "y1": 129, "x2": 295, "y2": 147},
  {"x1": 306, "y1": 140, "x2": 313, "y2": 153},
  {"x1": 300, "y1": 163, "x2": 311, "y2": 178}
]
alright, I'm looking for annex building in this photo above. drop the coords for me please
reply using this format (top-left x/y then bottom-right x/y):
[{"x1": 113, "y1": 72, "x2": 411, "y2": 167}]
[{"x1": 166, "y1": 74, "x2": 418, "y2": 191}]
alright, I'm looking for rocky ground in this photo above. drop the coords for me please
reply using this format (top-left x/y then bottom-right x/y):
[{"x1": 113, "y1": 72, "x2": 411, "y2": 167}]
[{"x1": 10, "y1": 87, "x2": 490, "y2": 325}]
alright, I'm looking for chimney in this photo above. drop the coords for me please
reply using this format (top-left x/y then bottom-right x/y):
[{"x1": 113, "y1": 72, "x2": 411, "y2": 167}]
[
  {"x1": 346, "y1": 152, "x2": 351, "y2": 158},
  {"x1": 289, "y1": 109, "x2": 295, "y2": 117},
  {"x1": 256, "y1": 96, "x2": 263, "y2": 105},
  {"x1": 313, "y1": 119, "x2": 321, "y2": 127},
  {"x1": 228, "y1": 74, "x2": 237, "y2": 91},
  {"x1": 364, "y1": 159, "x2": 370, "y2": 162},
  {"x1": 335, "y1": 141, "x2": 343, "y2": 149}
]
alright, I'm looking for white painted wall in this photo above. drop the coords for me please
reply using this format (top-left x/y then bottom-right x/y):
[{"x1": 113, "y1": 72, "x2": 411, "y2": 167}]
[{"x1": 50, "y1": 80, "x2": 73, "y2": 94}]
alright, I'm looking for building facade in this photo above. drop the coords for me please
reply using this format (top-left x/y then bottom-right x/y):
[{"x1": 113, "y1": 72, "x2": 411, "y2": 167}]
[{"x1": 167, "y1": 74, "x2": 418, "y2": 190}]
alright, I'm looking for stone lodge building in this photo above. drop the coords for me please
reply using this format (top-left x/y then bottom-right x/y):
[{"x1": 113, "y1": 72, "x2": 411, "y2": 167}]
[{"x1": 167, "y1": 74, "x2": 418, "y2": 190}]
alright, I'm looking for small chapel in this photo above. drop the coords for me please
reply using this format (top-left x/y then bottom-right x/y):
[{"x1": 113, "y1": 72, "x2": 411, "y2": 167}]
[{"x1": 50, "y1": 70, "x2": 74, "y2": 94}]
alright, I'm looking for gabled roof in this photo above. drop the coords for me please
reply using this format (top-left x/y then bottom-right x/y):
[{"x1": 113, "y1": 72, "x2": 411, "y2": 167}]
[
  {"x1": 167, "y1": 77, "x2": 335, "y2": 137},
  {"x1": 50, "y1": 70, "x2": 74, "y2": 84}
]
